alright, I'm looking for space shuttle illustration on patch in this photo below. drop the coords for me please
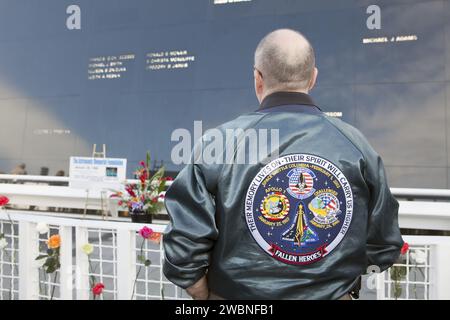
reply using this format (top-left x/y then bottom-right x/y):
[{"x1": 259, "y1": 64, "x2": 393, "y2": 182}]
[
  {"x1": 296, "y1": 172, "x2": 308, "y2": 192},
  {"x1": 282, "y1": 203, "x2": 318, "y2": 246}
]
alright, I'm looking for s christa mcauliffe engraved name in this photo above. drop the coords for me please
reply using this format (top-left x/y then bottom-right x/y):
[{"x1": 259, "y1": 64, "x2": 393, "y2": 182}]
[
  {"x1": 146, "y1": 50, "x2": 196, "y2": 71},
  {"x1": 88, "y1": 53, "x2": 135, "y2": 80}
]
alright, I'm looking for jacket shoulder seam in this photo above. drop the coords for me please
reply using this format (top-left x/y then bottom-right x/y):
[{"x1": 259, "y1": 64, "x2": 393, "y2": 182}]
[
  {"x1": 217, "y1": 112, "x2": 271, "y2": 185},
  {"x1": 321, "y1": 116, "x2": 367, "y2": 164}
]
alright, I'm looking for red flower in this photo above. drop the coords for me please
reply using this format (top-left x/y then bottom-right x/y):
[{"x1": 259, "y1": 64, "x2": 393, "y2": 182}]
[
  {"x1": 140, "y1": 170, "x2": 148, "y2": 183},
  {"x1": 139, "y1": 226, "x2": 153, "y2": 239},
  {"x1": 400, "y1": 242, "x2": 409, "y2": 255},
  {"x1": 92, "y1": 283, "x2": 105, "y2": 296},
  {"x1": 109, "y1": 192, "x2": 122, "y2": 198},
  {"x1": 125, "y1": 185, "x2": 136, "y2": 198},
  {"x1": 164, "y1": 177, "x2": 174, "y2": 181},
  {"x1": 151, "y1": 197, "x2": 158, "y2": 204},
  {"x1": 0, "y1": 195, "x2": 9, "y2": 207},
  {"x1": 140, "y1": 161, "x2": 146, "y2": 168}
]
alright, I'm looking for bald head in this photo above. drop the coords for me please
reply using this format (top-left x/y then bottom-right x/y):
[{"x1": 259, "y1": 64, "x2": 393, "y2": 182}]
[{"x1": 254, "y1": 29, "x2": 316, "y2": 97}]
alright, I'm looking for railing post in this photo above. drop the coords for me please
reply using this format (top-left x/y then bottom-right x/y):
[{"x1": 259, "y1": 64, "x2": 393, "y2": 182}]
[
  {"x1": 160, "y1": 239, "x2": 165, "y2": 300},
  {"x1": 75, "y1": 227, "x2": 90, "y2": 300},
  {"x1": 430, "y1": 243, "x2": 450, "y2": 299},
  {"x1": 59, "y1": 226, "x2": 73, "y2": 300},
  {"x1": 117, "y1": 228, "x2": 135, "y2": 300},
  {"x1": 376, "y1": 272, "x2": 386, "y2": 300},
  {"x1": 18, "y1": 221, "x2": 39, "y2": 300}
]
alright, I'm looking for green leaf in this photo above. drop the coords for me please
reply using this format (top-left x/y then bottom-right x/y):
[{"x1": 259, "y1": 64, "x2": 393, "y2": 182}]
[
  {"x1": 137, "y1": 255, "x2": 146, "y2": 263},
  {"x1": 393, "y1": 282, "x2": 403, "y2": 299},
  {"x1": 90, "y1": 275, "x2": 96, "y2": 286},
  {"x1": 46, "y1": 265, "x2": 56, "y2": 274},
  {"x1": 35, "y1": 255, "x2": 48, "y2": 260},
  {"x1": 146, "y1": 151, "x2": 151, "y2": 169},
  {"x1": 157, "y1": 179, "x2": 167, "y2": 194},
  {"x1": 390, "y1": 266, "x2": 407, "y2": 280},
  {"x1": 44, "y1": 257, "x2": 55, "y2": 267},
  {"x1": 47, "y1": 249, "x2": 54, "y2": 255},
  {"x1": 144, "y1": 259, "x2": 151, "y2": 267},
  {"x1": 149, "y1": 166, "x2": 165, "y2": 186}
]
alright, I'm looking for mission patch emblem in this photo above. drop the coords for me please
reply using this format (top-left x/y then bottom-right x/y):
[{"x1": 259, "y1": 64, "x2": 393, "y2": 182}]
[{"x1": 245, "y1": 154, "x2": 354, "y2": 265}]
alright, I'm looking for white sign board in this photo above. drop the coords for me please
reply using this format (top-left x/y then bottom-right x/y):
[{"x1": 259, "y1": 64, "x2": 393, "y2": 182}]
[{"x1": 69, "y1": 157, "x2": 127, "y2": 191}]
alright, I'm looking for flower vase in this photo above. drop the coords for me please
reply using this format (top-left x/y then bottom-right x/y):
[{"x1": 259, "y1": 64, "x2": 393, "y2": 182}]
[{"x1": 130, "y1": 211, "x2": 153, "y2": 224}]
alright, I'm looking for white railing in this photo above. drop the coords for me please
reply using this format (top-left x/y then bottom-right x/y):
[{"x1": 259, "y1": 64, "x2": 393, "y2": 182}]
[
  {"x1": 1, "y1": 174, "x2": 450, "y2": 300},
  {"x1": 0, "y1": 174, "x2": 172, "y2": 216},
  {"x1": 375, "y1": 236, "x2": 450, "y2": 300},
  {"x1": 1, "y1": 209, "x2": 449, "y2": 300},
  {"x1": 0, "y1": 209, "x2": 188, "y2": 300},
  {"x1": 1, "y1": 175, "x2": 450, "y2": 230}
]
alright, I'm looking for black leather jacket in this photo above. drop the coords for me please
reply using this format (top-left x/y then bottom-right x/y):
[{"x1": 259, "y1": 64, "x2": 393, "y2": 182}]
[{"x1": 163, "y1": 91, "x2": 403, "y2": 300}]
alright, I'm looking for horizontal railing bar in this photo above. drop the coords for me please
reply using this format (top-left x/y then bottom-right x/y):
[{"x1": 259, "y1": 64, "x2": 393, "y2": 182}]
[
  {"x1": 0, "y1": 174, "x2": 448, "y2": 198},
  {"x1": 383, "y1": 280, "x2": 431, "y2": 285},
  {"x1": 0, "y1": 174, "x2": 70, "y2": 183},
  {"x1": 0, "y1": 174, "x2": 450, "y2": 199},
  {"x1": 402, "y1": 235, "x2": 450, "y2": 245},
  {"x1": 3, "y1": 198, "x2": 450, "y2": 231},
  {"x1": 0, "y1": 209, "x2": 169, "y2": 226},
  {"x1": 0, "y1": 174, "x2": 172, "y2": 187},
  {"x1": 0, "y1": 210, "x2": 167, "y2": 233},
  {"x1": 391, "y1": 188, "x2": 450, "y2": 198}
]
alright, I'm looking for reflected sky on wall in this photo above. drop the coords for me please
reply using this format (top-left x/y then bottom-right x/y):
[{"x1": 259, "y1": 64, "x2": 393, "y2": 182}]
[{"x1": 0, "y1": 0, "x2": 449, "y2": 188}]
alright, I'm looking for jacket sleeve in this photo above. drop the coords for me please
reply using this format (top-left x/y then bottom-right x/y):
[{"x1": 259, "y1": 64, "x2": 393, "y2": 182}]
[
  {"x1": 365, "y1": 153, "x2": 404, "y2": 271},
  {"x1": 162, "y1": 163, "x2": 218, "y2": 289}
]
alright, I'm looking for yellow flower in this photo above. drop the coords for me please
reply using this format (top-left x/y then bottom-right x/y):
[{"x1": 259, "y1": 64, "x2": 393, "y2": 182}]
[
  {"x1": 82, "y1": 243, "x2": 94, "y2": 255},
  {"x1": 47, "y1": 235, "x2": 61, "y2": 249}
]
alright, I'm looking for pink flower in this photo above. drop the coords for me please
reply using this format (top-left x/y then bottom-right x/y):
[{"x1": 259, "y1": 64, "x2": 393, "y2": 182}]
[
  {"x1": 92, "y1": 283, "x2": 105, "y2": 296},
  {"x1": 140, "y1": 161, "x2": 146, "y2": 168},
  {"x1": 139, "y1": 226, "x2": 153, "y2": 239},
  {"x1": 400, "y1": 242, "x2": 409, "y2": 255},
  {"x1": 164, "y1": 177, "x2": 174, "y2": 181},
  {"x1": 0, "y1": 195, "x2": 9, "y2": 207}
]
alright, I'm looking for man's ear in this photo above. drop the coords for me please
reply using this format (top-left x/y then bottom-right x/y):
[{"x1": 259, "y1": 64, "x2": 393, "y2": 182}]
[
  {"x1": 254, "y1": 69, "x2": 264, "y2": 103},
  {"x1": 308, "y1": 67, "x2": 318, "y2": 91}
]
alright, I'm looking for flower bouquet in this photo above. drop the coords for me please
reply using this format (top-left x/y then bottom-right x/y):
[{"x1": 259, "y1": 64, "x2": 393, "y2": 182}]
[{"x1": 111, "y1": 153, "x2": 171, "y2": 223}]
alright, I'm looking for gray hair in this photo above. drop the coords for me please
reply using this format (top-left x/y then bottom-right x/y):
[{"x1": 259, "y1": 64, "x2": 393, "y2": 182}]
[{"x1": 254, "y1": 29, "x2": 315, "y2": 92}]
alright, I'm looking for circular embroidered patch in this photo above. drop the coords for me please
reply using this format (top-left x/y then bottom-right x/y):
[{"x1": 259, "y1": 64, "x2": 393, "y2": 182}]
[
  {"x1": 245, "y1": 154, "x2": 354, "y2": 265},
  {"x1": 260, "y1": 192, "x2": 290, "y2": 222}
]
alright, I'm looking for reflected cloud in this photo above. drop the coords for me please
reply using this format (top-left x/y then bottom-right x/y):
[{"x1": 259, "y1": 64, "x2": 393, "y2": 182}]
[{"x1": 0, "y1": 78, "x2": 91, "y2": 174}]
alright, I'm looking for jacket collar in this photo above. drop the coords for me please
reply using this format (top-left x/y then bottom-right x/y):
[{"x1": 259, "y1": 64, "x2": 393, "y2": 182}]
[{"x1": 258, "y1": 91, "x2": 322, "y2": 114}]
